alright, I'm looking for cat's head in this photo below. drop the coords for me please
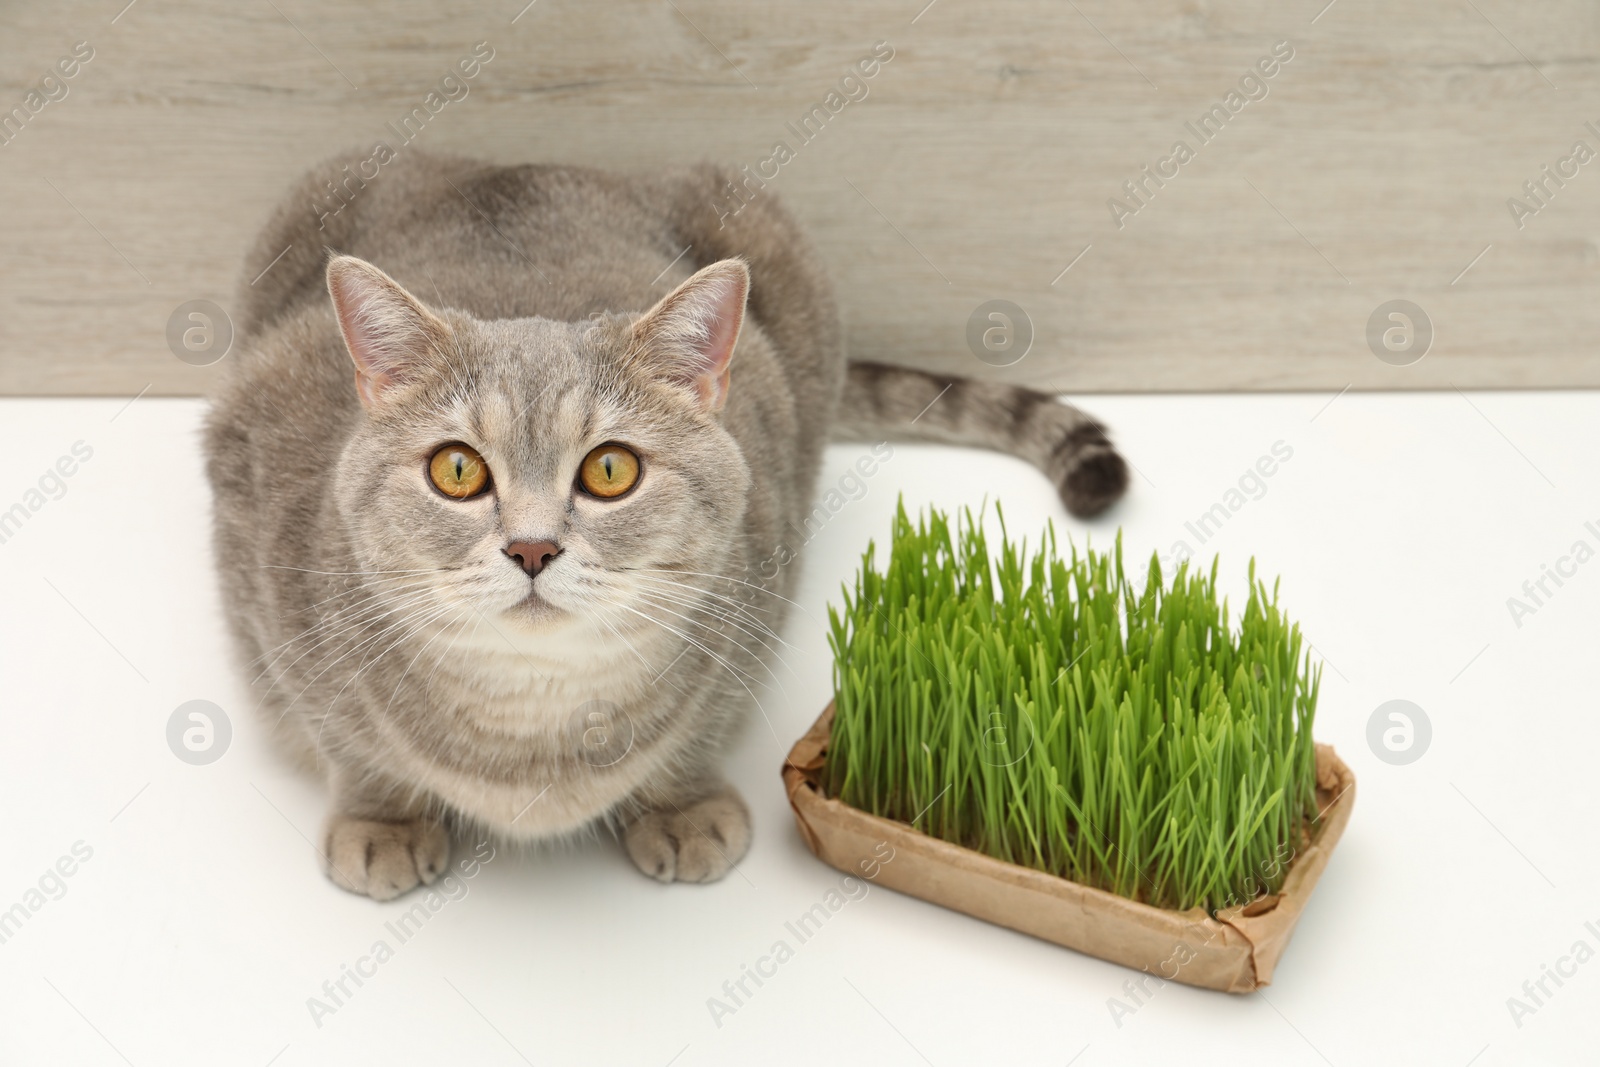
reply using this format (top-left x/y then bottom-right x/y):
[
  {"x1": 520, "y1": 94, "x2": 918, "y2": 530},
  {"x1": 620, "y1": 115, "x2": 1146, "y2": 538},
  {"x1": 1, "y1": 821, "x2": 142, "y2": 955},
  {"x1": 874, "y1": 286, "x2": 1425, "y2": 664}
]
[{"x1": 323, "y1": 254, "x2": 754, "y2": 638}]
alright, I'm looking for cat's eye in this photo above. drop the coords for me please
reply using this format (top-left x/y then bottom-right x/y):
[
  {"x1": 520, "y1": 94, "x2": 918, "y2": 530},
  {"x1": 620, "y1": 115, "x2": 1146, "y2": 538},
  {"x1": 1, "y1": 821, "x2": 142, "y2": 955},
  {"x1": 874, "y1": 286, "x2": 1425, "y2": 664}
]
[
  {"x1": 578, "y1": 444, "x2": 640, "y2": 499},
  {"x1": 428, "y1": 443, "x2": 490, "y2": 499}
]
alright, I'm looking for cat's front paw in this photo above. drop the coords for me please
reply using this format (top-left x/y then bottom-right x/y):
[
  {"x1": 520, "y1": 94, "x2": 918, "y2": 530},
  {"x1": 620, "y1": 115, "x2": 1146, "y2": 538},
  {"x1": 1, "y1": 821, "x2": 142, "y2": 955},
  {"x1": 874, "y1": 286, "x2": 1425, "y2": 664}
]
[
  {"x1": 322, "y1": 814, "x2": 449, "y2": 901},
  {"x1": 624, "y1": 786, "x2": 751, "y2": 884}
]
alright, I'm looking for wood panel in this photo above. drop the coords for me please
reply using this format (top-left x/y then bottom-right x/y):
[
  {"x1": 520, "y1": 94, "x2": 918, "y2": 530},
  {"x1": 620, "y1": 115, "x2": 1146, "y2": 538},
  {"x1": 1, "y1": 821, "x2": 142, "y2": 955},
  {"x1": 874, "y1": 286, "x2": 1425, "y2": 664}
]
[{"x1": 2, "y1": 0, "x2": 1599, "y2": 395}]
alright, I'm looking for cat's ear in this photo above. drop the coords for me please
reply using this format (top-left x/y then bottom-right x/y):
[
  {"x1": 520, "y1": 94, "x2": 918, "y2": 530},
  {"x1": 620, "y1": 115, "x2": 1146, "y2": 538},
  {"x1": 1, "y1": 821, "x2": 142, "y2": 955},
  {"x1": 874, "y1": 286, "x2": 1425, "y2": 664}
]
[
  {"x1": 629, "y1": 258, "x2": 749, "y2": 413},
  {"x1": 326, "y1": 255, "x2": 452, "y2": 409}
]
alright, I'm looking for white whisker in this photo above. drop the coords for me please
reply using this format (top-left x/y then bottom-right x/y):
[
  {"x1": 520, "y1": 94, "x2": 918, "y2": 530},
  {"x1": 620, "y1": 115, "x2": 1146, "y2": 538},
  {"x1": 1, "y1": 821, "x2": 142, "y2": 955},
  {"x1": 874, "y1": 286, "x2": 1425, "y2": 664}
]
[
  {"x1": 612, "y1": 601, "x2": 783, "y2": 748},
  {"x1": 631, "y1": 588, "x2": 793, "y2": 678}
]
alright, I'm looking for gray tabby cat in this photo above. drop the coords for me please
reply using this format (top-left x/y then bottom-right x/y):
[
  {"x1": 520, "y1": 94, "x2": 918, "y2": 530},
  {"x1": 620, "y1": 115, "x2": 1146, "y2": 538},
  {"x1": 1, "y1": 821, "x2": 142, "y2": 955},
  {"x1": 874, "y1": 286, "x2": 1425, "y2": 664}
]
[{"x1": 205, "y1": 149, "x2": 1126, "y2": 900}]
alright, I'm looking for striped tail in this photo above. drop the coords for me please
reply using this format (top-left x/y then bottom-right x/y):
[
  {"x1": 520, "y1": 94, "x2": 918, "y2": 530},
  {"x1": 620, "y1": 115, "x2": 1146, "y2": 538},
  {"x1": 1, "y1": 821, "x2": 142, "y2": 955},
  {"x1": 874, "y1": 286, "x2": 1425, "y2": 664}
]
[{"x1": 832, "y1": 362, "x2": 1129, "y2": 518}]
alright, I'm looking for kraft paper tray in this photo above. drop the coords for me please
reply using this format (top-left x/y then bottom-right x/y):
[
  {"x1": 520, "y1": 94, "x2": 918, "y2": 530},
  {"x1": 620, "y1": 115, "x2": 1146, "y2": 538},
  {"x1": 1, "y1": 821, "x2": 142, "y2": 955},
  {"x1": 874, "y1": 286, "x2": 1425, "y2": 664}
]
[{"x1": 782, "y1": 702, "x2": 1356, "y2": 993}]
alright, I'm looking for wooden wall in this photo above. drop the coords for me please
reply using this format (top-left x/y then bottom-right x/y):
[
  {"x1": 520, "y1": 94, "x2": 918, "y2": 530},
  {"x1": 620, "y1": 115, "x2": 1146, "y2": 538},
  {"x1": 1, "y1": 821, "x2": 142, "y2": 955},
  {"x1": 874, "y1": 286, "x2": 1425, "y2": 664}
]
[{"x1": 2, "y1": 0, "x2": 1598, "y2": 396}]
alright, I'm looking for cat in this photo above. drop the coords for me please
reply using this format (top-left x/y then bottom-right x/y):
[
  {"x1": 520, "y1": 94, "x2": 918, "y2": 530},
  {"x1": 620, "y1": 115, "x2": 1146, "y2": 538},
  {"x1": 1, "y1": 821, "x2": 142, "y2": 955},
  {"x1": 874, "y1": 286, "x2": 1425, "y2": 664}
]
[{"x1": 205, "y1": 149, "x2": 1127, "y2": 900}]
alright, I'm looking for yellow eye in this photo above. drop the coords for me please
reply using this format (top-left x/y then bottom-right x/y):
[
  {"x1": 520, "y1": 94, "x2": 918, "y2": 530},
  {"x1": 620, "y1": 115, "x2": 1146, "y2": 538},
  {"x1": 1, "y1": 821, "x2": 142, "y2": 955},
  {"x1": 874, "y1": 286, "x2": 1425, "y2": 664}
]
[
  {"x1": 428, "y1": 443, "x2": 490, "y2": 499},
  {"x1": 579, "y1": 444, "x2": 640, "y2": 499}
]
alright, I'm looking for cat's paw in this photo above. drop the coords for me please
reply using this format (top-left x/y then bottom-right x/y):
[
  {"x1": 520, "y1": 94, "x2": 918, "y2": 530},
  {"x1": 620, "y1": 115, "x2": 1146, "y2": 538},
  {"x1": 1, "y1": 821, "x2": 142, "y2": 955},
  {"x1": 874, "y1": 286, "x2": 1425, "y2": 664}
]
[
  {"x1": 623, "y1": 787, "x2": 751, "y2": 884},
  {"x1": 322, "y1": 814, "x2": 449, "y2": 901}
]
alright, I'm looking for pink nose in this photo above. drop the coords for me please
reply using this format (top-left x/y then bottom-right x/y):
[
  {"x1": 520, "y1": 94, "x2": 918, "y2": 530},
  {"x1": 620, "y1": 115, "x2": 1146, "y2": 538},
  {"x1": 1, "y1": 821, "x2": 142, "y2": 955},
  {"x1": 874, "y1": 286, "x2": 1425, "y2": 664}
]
[{"x1": 504, "y1": 540, "x2": 560, "y2": 576}]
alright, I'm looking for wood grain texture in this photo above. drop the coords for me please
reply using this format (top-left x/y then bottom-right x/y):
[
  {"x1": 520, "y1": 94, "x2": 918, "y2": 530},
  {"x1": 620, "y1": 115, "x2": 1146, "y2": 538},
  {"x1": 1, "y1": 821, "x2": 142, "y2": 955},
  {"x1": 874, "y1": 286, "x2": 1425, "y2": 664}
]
[{"x1": 2, "y1": 0, "x2": 1599, "y2": 396}]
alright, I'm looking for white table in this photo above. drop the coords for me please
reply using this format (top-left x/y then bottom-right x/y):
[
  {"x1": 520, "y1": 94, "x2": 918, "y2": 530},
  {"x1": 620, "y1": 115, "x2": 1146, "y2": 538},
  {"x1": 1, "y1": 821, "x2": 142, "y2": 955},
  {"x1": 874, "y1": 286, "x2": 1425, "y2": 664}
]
[{"x1": 1, "y1": 392, "x2": 1594, "y2": 1066}]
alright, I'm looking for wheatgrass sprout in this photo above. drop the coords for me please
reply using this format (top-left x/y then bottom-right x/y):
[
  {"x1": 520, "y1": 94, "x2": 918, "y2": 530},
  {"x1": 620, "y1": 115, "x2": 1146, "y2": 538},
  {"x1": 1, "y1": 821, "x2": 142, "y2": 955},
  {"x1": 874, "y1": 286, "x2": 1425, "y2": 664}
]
[{"x1": 825, "y1": 502, "x2": 1322, "y2": 914}]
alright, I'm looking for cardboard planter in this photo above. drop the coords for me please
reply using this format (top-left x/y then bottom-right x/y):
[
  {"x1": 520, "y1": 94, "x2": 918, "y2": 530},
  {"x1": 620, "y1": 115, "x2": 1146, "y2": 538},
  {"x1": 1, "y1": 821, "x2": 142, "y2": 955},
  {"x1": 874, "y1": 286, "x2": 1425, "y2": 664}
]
[{"x1": 783, "y1": 703, "x2": 1356, "y2": 994}]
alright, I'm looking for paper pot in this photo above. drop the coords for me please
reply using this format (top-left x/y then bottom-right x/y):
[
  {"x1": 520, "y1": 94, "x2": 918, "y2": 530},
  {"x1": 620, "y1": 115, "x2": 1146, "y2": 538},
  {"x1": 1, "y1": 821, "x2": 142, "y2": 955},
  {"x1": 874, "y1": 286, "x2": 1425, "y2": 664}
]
[{"x1": 782, "y1": 702, "x2": 1356, "y2": 993}]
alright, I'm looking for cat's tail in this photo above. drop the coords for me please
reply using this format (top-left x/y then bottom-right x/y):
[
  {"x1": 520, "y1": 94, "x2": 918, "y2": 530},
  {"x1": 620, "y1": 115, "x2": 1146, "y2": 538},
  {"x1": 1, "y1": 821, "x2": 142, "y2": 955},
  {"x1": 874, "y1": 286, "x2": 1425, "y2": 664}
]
[{"x1": 832, "y1": 362, "x2": 1129, "y2": 518}]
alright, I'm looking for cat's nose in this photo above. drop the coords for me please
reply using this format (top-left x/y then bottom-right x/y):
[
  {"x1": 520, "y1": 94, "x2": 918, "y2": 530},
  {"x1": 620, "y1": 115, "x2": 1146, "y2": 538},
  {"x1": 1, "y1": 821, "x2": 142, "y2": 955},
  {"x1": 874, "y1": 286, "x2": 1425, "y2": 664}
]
[{"x1": 504, "y1": 540, "x2": 561, "y2": 577}]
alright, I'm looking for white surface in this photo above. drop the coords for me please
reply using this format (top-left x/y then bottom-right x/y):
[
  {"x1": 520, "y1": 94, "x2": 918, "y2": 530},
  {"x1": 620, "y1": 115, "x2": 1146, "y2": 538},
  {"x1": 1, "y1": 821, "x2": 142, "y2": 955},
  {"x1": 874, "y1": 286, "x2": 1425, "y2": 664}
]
[{"x1": 1, "y1": 392, "x2": 1597, "y2": 1067}]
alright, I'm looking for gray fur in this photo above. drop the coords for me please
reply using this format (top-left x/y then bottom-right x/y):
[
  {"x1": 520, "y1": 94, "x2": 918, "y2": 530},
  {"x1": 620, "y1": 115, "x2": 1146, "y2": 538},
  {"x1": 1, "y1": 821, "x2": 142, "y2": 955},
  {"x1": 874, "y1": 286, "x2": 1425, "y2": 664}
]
[
  {"x1": 205, "y1": 149, "x2": 1126, "y2": 898},
  {"x1": 833, "y1": 362, "x2": 1127, "y2": 517}
]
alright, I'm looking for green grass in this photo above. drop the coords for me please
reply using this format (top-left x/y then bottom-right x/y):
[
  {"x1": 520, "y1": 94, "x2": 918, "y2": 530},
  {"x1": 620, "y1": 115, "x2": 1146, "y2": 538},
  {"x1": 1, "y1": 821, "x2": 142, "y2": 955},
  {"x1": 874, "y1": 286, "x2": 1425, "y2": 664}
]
[{"x1": 825, "y1": 501, "x2": 1323, "y2": 914}]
